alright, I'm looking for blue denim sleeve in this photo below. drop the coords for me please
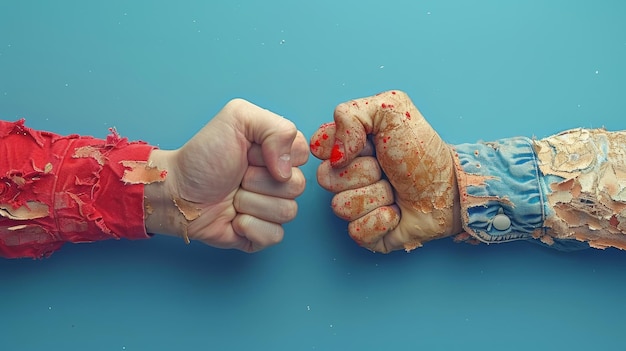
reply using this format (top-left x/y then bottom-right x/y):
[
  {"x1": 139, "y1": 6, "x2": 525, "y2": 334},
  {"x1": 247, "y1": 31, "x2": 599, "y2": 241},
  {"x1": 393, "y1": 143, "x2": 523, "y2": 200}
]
[{"x1": 452, "y1": 137, "x2": 589, "y2": 250}]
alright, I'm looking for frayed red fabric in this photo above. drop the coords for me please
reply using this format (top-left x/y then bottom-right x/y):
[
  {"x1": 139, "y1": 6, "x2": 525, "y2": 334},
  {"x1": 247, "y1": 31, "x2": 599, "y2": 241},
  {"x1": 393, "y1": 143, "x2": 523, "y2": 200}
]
[{"x1": 0, "y1": 119, "x2": 155, "y2": 259}]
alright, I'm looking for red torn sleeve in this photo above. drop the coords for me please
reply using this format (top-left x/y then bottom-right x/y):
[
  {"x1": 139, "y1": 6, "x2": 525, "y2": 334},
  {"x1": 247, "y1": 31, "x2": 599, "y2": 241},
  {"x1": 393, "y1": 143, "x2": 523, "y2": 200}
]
[{"x1": 0, "y1": 119, "x2": 156, "y2": 259}]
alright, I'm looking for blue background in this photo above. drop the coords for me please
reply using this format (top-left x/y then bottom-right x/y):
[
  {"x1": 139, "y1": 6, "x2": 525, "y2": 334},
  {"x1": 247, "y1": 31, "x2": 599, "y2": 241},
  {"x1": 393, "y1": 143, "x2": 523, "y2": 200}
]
[{"x1": 1, "y1": 1, "x2": 625, "y2": 350}]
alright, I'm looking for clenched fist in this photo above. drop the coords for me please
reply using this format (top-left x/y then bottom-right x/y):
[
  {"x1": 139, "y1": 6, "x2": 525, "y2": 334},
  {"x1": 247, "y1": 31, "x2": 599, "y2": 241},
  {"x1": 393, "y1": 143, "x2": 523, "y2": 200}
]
[{"x1": 311, "y1": 91, "x2": 462, "y2": 253}]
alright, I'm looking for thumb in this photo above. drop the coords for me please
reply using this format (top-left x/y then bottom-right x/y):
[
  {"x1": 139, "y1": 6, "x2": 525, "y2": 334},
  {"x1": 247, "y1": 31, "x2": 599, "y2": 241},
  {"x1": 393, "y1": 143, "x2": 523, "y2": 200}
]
[
  {"x1": 261, "y1": 120, "x2": 298, "y2": 181},
  {"x1": 232, "y1": 99, "x2": 298, "y2": 181}
]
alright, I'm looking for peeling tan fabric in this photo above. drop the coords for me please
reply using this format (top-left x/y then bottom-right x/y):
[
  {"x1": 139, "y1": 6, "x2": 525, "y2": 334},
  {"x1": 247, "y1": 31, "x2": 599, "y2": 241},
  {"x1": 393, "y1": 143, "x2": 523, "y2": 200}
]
[{"x1": 535, "y1": 128, "x2": 626, "y2": 249}]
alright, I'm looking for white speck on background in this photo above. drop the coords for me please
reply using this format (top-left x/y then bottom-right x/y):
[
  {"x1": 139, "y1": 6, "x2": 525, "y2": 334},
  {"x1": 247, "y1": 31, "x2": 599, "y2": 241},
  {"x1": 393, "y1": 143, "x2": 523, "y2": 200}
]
[
  {"x1": 379, "y1": 65, "x2": 384, "y2": 69},
  {"x1": 595, "y1": 70, "x2": 599, "y2": 74},
  {"x1": 280, "y1": 39, "x2": 286, "y2": 44},
  {"x1": 330, "y1": 324, "x2": 333, "y2": 328},
  {"x1": 427, "y1": 11, "x2": 431, "y2": 15},
  {"x1": 65, "y1": 83, "x2": 69, "y2": 87},
  {"x1": 48, "y1": 306, "x2": 52, "y2": 310},
  {"x1": 307, "y1": 305, "x2": 311, "y2": 311}
]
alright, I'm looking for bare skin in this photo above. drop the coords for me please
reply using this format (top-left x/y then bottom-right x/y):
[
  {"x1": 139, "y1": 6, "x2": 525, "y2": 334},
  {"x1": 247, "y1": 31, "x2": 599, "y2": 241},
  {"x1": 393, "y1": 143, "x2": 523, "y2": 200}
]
[
  {"x1": 144, "y1": 99, "x2": 309, "y2": 252},
  {"x1": 312, "y1": 90, "x2": 463, "y2": 253}
]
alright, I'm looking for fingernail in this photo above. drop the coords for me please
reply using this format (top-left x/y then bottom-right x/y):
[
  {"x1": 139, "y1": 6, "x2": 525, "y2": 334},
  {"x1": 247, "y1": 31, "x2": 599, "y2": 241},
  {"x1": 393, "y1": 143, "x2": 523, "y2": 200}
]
[{"x1": 278, "y1": 153, "x2": 291, "y2": 179}]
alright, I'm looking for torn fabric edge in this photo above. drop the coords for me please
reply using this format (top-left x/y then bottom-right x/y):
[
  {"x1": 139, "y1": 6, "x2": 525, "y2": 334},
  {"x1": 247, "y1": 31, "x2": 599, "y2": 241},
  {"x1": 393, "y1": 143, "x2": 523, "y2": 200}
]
[{"x1": 0, "y1": 119, "x2": 159, "y2": 259}]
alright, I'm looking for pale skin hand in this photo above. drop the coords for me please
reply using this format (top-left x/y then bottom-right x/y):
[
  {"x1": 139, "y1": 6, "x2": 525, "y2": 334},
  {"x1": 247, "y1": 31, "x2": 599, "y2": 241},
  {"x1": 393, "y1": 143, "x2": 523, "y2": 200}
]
[
  {"x1": 144, "y1": 98, "x2": 308, "y2": 252},
  {"x1": 311, "y1": 90, "x2": 463, "y2": 253}
]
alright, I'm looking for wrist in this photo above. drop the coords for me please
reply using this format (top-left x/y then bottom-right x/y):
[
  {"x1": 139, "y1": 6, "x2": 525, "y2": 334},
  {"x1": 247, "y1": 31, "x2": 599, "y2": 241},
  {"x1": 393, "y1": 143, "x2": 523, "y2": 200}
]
[{"x1": 144, "y1": 149, "x2": 183, "y2": 238}]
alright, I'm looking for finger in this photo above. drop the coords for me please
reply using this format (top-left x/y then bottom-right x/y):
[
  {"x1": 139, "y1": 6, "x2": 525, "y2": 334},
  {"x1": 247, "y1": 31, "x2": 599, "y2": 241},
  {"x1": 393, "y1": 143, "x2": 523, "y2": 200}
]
[
  {"x1": 316, "y1": 156, "x2": 381, "y2": 193},
  {"x1": 241, "y1": 166, "x2": 306, "y2": 199},
  {"x1": 330, "y1": 99, "x2": 374, "y2": 167},
  {"x1": 310, "y1": 122, "x2": 336, "y2": 159},
  {"x1": 331, "y1": 180, "x2": 394, "y2": 220},
  {"x1": 310, "y1": 122, "x2": 374, "y2": 160},
  {"x1": 224, "y1": 98, "x2": 298, "y2": 181},
  {"x1": 234, "y1": 189, "x2": 299, "y2": 224},
  {"x1": 347, "y1": 205, "x2": 401, "y2": 253},
  {"x1": 232, "y1": 214, "x2": 284, "y2": 252},
  {"x1": 330, "y1": 90, "x2": 416, "y2": 167},
  {"x1": 249, "y1": 130, "x2": 309, "y2": 167}
]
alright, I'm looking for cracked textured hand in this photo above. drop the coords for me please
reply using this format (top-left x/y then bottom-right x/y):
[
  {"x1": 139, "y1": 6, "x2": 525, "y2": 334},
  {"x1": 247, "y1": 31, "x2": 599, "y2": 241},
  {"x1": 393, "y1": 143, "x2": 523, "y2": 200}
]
[
  {"x1": 145, "y1": 99, "x2": 308, "y2": 252},
  {"x1": 311, "y1": 91, "x2": 462, "y2": 253}
]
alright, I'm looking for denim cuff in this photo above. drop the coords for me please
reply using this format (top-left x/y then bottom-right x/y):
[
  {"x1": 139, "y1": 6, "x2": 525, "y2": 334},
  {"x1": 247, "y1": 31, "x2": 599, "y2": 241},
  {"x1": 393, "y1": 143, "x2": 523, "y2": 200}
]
[{"x1": 452, "y1": 137, "x2": 548, "y2": 244}]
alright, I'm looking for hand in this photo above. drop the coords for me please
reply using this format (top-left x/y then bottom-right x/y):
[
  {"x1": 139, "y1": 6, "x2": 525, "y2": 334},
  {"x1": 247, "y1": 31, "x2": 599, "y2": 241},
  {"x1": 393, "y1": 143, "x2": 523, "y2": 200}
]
[
  {"x1": 145, "y1": 99, "x2": 308, "y2": 252},
  {"x1": 311, "y1": 90, "x2": 462, "y2": 253}
]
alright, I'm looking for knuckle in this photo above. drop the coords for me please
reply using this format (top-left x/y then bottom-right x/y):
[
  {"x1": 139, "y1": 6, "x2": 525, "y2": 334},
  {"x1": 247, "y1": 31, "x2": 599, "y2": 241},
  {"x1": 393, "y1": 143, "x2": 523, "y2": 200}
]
[
  {"x1": 266, "y1": 225, "x2": 284, "y2": 246},
  {"x1": 287, "y1": 170, "x2": 306, "y2": 197},
  {"x1": 225, "y1": 98, "x2": 248, "y2": 112},
  {"x1": 392, "y1": 90, "x2": 408, "y2": 99},
  {"x1": 331, "y1": 192, "x2": 353, "y2": 220},
  {"x1": 276, "y1": 200, "x2": 298, "y2": 223}
]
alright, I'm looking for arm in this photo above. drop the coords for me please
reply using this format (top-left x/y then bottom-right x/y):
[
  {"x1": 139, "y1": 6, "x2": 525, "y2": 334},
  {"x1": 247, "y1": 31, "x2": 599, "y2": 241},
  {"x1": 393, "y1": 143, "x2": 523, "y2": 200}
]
[
  {"x1": 312, "y1": 90, "x2": 626, "y2": 252},
  {"x1": 453, "y1": 128, "x2": 626, "y2": 250},
  {"x1": 1, "y1": 99, "x2": 308, "y2": 259},
  {"x1": 0, "y1": 119, "x2": 154, "y2": 259}
]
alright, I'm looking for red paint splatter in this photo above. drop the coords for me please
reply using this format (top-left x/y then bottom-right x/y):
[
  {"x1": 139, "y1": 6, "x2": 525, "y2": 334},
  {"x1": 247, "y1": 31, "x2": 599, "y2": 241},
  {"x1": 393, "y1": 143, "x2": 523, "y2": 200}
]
[
  {"x1": 391, "y1": 91, "x2": 396, "y2": 95},
  {"x1": 381, "y1": 103, "x2": 387, "y2": 108},
  {"x1": 330, "y1": 144, "x2": 344, "y2": 163},
  {"x1": 322, "y1": 133, "x2": 329, "y2": 140},
  {"x1": 405, "y1": 111, "x2": 411, "y2": 119},
  {"x1": 310, "y1": 140, "x2": 321, "y2": 151}
]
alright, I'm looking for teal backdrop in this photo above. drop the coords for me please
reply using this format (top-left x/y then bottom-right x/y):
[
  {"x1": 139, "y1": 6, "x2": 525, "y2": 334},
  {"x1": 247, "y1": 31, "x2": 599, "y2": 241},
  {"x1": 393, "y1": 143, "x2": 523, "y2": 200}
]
[{"x1": 1, "y1": 1, "x2": 625, "y2": 350}]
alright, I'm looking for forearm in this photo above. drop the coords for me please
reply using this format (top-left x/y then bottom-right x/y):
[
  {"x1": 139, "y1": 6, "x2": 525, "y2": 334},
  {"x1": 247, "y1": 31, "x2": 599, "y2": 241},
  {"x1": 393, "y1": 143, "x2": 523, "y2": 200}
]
[
  {"x1": 0, "y1": 119, "x2": 157, "y2": 259},
  {"x1": 451, "y1": 128, "x2": 626, "y2": 250},
  {"x1": 535, "y1": 128, "x2": 626, "y2": 249}
]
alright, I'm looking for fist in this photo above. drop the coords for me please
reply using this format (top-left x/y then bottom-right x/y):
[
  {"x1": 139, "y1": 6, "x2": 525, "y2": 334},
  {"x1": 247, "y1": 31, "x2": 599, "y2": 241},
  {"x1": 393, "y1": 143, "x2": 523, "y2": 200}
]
[{"x1": 311, "y1": 91, "x2": 462, "y2": 253}]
